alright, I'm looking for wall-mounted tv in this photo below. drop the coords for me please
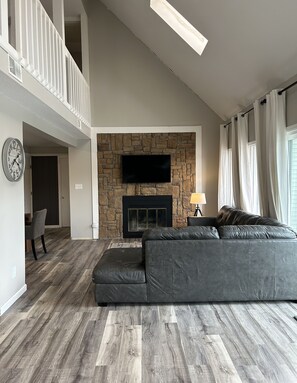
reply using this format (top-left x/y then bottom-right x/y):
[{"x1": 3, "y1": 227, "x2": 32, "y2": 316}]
[{"x1": 122, "y1": 154, "x2": 171, "y2": 183}]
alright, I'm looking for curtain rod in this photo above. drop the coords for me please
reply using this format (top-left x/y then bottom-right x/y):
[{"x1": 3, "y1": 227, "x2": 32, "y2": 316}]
[{"x1": 223, "y1": 79, "x2": 297, "y2": 127}]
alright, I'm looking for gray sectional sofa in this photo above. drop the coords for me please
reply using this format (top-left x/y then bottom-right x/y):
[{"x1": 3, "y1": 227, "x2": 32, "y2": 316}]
[{"x1": 92, "y1": 205, "x2": 297, "y2": 304}]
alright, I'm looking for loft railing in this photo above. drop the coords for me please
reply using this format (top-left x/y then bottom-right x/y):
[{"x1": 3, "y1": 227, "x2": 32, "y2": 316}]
[{"x1": 0, "y1": 0, "x2": 91, "y2": 127}]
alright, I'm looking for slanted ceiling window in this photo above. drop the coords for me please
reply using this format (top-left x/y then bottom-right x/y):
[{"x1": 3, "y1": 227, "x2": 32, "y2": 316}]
[{"x1": 150, "y1": 0, "x2": 208, "y2": 55}]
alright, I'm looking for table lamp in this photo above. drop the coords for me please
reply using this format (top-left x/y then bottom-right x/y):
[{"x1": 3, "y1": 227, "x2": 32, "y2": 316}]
[{"x1": 190, "y1": 193, "x2": 206, "y2": 216}]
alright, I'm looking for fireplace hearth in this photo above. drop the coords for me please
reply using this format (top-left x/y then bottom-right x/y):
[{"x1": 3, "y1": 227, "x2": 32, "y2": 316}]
[{"x1": 122, "y1": 195, "x2": 172, "y2": 238}]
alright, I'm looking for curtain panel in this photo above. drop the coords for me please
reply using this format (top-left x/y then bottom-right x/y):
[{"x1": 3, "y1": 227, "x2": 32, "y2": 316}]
[
  {"x1": 237, "y1": 113, "x2": 252, "y2": 212},
  {"x1": 231, "y1": 115, "x2": 252, "y2": 211},
  {"x1": 231, "y1": 117, "x2": 241, "y2": 208},
  {"x1": 218, "y1": 124, "x2": 233, "y2": 209},
  {"x1": 254, "y1": 90, "x2": 288, "y2": 223}
]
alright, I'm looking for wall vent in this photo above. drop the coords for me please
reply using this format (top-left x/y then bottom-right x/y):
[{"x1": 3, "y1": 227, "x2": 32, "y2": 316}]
[{"x1": 8, "y1": 56, "x2": 23, "y2": 82}]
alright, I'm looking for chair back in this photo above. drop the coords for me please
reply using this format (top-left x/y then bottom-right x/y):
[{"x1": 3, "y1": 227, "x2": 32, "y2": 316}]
[{"x1": 31, "y1": 209, "x2": 47, "y2": 239}]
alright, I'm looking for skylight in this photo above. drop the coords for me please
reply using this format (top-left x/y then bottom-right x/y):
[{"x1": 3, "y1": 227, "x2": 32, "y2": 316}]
[{"x1": 150, "y1": 0, "x2": 208, "y2": 56}]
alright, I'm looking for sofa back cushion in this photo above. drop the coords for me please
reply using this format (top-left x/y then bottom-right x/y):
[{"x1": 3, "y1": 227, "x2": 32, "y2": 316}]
[
  {"x1": 217, "y1": 205, "x2": 288, "y2": 227},
  {"x1": 218, "y1": 225, "x2": 297, "y2": 239},
  {"x1": 142, "y1": 226, "x2": 219, "y2": 254}
]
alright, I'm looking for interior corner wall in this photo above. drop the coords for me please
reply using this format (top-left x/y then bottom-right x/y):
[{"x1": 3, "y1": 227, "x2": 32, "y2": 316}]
[
  {"x1": 0, "y1": 109, "x2": 26, "y2": 314},
  {"x1": 87, "y1": 1, "x2": 223, "y2": 215},
  {"x1": 69, "y1": 140, "x2": 93, "y2": 239}
]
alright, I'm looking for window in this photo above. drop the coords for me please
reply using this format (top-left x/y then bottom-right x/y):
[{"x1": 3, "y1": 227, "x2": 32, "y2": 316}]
[
  {"x1": 288, "y1": 136, "x2": 297, "y2": 230},
  {"x1": 150, "y1": 0, "x2": 208, "y2": 55},
  {"x1": 248, "y1": 142, "x2": 260, "y2": 214}
]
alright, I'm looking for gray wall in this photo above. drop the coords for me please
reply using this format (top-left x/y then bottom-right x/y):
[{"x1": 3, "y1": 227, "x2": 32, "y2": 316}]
[
  {"x1": 87, "y1": 1, "x2": 222, "y2": 215},
  {"x1": 69, "y1": 140, "x2": 93, "y2": 239},
  {"x1": 287, "y1": 85, "x2": 297, "y2": 127}
]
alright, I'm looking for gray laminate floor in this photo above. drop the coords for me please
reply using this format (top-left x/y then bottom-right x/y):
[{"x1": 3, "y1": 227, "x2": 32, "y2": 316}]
[{"x1": 1, "y1": 229, "x2": 297, "y2": 382}]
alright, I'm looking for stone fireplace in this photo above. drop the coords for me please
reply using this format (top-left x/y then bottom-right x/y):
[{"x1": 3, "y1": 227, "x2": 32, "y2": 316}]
[
  {"x1": 122, "y1": 195, "x2": 172, "y2": 238},
  {"x1": 97, "y1": 133, "x2": 196, "y2": 239}
]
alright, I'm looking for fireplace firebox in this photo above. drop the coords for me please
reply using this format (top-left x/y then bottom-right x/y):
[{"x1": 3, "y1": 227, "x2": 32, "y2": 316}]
[{"x1": 122, "y1": 195, "x2": 172, "y2": 238}]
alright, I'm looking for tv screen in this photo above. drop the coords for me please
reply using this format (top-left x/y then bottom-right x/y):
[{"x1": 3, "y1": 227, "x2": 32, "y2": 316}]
[{"x1": 122, "y1": 155, "x2": 171, "y2": 183}]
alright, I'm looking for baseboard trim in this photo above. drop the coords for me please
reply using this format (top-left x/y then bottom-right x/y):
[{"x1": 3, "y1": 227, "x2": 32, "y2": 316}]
[
  {"x1": 0, "y1": 284, "x2": 27, "y2": 316},
  {"x1": 71, "y1": 237, "x2": 94, "y2": 240}
]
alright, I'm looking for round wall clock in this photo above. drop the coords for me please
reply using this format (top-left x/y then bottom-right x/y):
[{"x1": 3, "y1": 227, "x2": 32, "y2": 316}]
[{"x1": 2, "y1": 137, "x2": 25, "y2": 182}]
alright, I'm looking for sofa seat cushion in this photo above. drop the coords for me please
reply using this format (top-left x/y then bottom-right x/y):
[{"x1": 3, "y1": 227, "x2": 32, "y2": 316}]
[
  {"x1": 219, "y1": 225, "x2": 297, "y2": 239},
  {"x1": 93, "y1": 248, "x2": 145, "y2": 284}
]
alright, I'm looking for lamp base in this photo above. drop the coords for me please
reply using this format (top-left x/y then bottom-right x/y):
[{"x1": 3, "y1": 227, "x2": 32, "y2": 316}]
[{"x1": 194, "y1": 205, "x2": 203, "y2": 216}]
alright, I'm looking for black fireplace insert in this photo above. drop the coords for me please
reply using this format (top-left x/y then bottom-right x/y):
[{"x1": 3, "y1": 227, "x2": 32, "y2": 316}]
[{"x1": 122, "y1": 195, "x2": 172, "y2": 238}]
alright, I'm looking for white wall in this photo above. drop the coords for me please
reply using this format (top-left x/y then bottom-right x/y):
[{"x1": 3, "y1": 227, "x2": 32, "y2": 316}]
[
  {"x1": 24, "y1": 154, "x2": 31, "y2": 214},
  {"x1": 69, "y1": 140, "x2": 93, "y2": 239},
  {"x1": 87, "y1": 1, "x2": 222, "y2": 215},
  {"x1": 0, "y1": 108, "x2": 26, "y2": 315}
]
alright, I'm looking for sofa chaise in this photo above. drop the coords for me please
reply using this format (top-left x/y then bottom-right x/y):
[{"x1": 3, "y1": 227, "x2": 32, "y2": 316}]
[{"x1": 92, "y1": 205, "x2": 297, "y2": 304}]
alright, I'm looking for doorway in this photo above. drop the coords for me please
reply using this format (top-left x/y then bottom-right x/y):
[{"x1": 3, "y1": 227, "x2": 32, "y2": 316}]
[
  {"x1": 32, "y1": 156, "x2": 59, "y2": 225},
  {"x1": 29, "y1": 155, "x2": 70, "y2": 227}
]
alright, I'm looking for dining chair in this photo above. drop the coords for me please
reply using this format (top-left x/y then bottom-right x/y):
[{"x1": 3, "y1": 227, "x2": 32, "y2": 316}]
[{"x1": 25, "y1": 209, "x2": 47, "y2": 260}]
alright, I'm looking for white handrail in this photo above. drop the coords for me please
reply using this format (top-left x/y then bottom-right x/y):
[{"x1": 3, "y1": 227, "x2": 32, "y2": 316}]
[{"x1": 0, "y1": 0, "x2": 91, "y2": 126}]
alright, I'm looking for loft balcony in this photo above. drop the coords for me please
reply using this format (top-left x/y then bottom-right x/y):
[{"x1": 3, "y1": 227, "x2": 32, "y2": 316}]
[{"x1": 0, "y1": 0, "x2": 91, "y2": 128}]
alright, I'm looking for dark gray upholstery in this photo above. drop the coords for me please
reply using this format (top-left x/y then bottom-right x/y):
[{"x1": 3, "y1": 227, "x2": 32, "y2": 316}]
[
  {"x1": 94, "y1": 283, "x2": 147, "y2": 303},
  {"x1": 93, "y1": 206, "x2": 297, "y2": 304},
  {"x1": 25, "y1": 209, "x2": 47, "y2": 239},
  {"x1": 219, "y1": 225, "x2": 297, "y2": 239},
  {"x1": 142, "y1": 226, "x2": 219, "y2": 254},
  {"x1": 25, "y1": 209, "x2": 47, "y2": 260},
  {"x1": 215, "y1": 205, "x2": 290, "y2": 228},
  {"x1": 93, "y1": 248, "x2": 147, "y2": 304},
  {"x1": 93, "y1": 248, "x2": 145, "y2": 284},
  {"x1": 187, "y1": 216, "x2": 218, "y2": 227},
  {"x1": 145, "y1": 239, "x2": 297, "y2": 302}
]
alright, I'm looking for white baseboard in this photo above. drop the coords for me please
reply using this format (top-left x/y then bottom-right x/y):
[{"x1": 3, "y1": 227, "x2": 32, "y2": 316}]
[
  {"x1": 0, "y1": 284, "x2": 27, "y2": 316},
  {"x1": 71, "y1": 237, "x2": 93, "y2": 240}
]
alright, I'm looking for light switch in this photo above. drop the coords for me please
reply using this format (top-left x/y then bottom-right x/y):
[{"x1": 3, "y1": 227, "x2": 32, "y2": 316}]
[{"x1": 75, "y1": 184, "x2": 83, "y2": 190}]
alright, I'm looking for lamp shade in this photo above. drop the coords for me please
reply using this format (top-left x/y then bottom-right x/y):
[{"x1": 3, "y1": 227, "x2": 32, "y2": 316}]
[{"x1": 190, "y1": 192, "x2": 206, "y2": 205}]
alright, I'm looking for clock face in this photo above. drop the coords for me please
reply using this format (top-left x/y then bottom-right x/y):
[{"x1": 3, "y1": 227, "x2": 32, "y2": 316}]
[{"x1": 2, "y1": 138, "x2": 25, "y2": 182}]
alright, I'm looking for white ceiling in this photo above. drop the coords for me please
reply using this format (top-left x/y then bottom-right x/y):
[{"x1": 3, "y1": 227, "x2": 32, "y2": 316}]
[{"x1": 100, "y1": 0, "x2": 297, "y2": 120}]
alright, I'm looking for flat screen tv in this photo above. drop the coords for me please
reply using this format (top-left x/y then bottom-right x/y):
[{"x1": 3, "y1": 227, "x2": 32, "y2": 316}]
[{"x1": 122, "y1": 154, "x2": 171, "y2": 183}]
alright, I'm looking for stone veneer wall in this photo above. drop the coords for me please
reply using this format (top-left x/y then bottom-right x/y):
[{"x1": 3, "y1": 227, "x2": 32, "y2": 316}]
[{"x1": 98, "y1": 133, "x2": 196, "y2": 238}]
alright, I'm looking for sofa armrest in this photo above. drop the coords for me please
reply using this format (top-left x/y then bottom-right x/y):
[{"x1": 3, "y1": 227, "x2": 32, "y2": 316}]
[{"x1": 187, "y1": 216, "x2": 217, "y2": 227}]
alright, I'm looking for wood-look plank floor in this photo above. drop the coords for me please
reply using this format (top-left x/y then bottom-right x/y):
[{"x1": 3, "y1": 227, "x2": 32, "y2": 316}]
[{"x1": 1, "y1": 229, "x2": 297, "y2": 382}]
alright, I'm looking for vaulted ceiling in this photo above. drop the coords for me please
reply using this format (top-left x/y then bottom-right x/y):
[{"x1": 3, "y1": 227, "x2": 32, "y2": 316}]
[{"x1": 99, "y1": 0, "x2": 297, "y2": 120}]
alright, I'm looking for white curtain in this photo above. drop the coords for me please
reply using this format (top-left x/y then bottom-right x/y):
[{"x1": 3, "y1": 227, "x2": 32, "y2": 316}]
[
  {"x1": 254, "y1": 99, "x2": 268, "y2": 215},
  {"x1": 254, "y1": 90, "x2": 288, "y2": 222},
  {"x1": 218, "y1": 124, "x2": 233, "y2": 209},
  {"x1": 231, "y1": 117, "x2": 241, "y2": 207},
  {"x1": 237, "y1": 113, "x2": 252, "y2": 212},
  {"x1": 231, "y1": 114, "x2": 252, "y2": 211}
]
